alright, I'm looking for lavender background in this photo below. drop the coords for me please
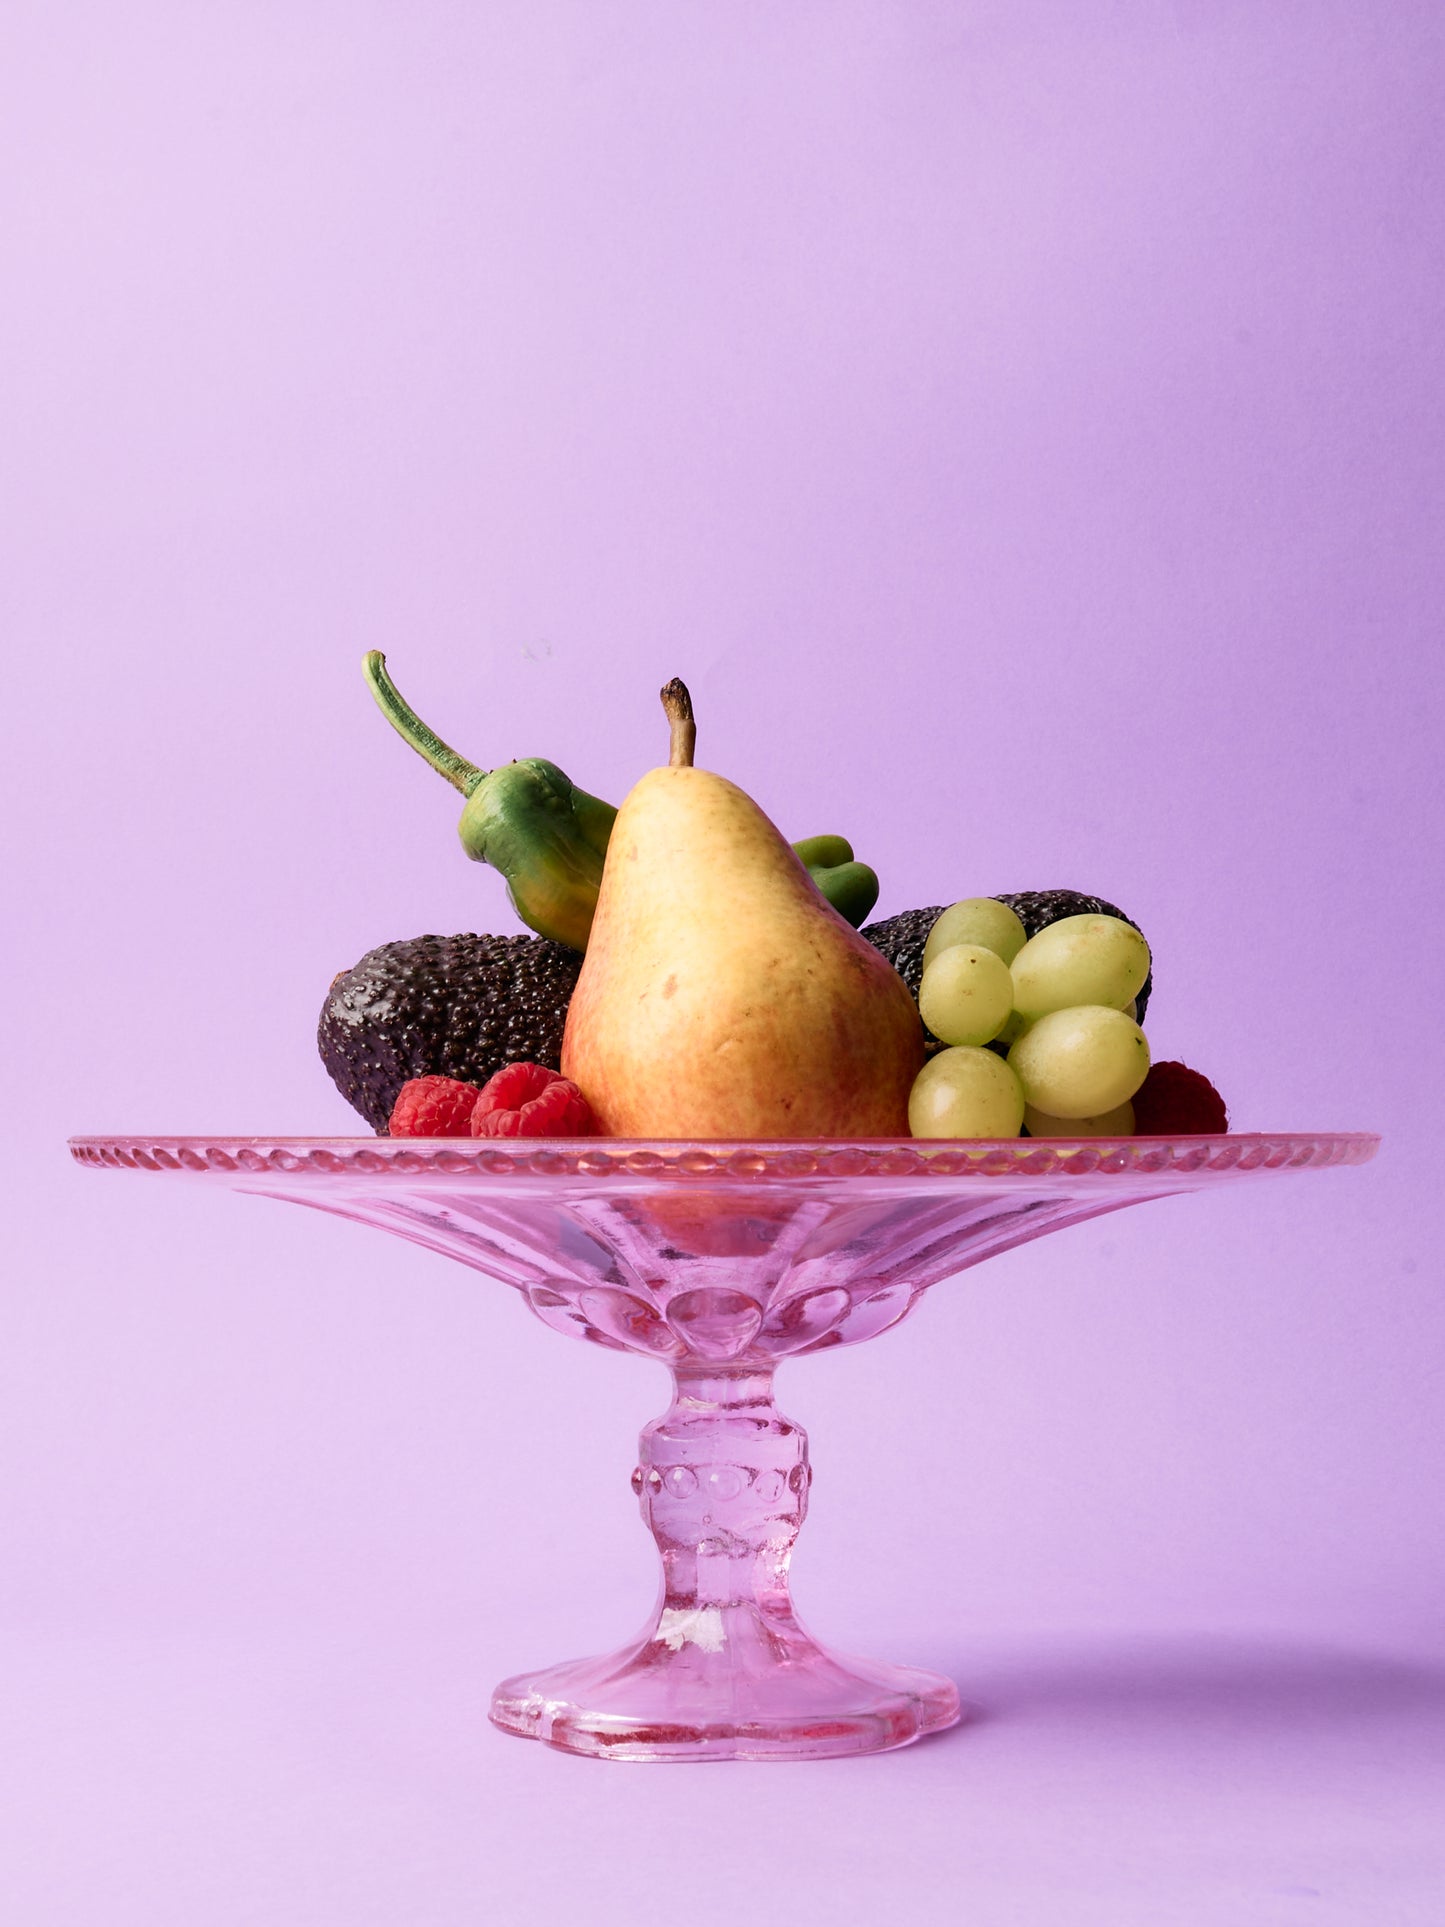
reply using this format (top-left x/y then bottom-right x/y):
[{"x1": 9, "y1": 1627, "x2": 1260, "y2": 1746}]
[{"x1": 4, "y1": 3, "x2": 1443, "y2": 1921}]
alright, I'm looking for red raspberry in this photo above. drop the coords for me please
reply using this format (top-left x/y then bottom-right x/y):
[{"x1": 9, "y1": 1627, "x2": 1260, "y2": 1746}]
[
  {"x1": 387, "y1": 1075, "x2": 484, "y2": 1138},
  {"x1": 1132, "y1": 1061, "x2": 1229, "y2": 1136},
  {"x1": 471, "y1": 1062, "x2": 596, "y2": 1139}
]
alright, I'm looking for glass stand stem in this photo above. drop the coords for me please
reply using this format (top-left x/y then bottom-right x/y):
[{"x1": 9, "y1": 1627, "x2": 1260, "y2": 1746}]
[
  {"x1": 489, "y1": 1365, "x2": 961, "y2": 1762},
  {"x1": 635, "y1": 1364, "x2": 814, "y2": 1658}
]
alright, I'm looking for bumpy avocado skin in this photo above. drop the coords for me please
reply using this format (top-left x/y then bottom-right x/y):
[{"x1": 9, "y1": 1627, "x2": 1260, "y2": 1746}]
[{"x1": 318, "y1": 932, "x2": 584, "y2": 1132}]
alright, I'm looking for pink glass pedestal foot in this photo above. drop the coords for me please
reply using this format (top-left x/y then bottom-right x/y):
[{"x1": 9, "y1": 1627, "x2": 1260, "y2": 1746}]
[
  {"x1": 490, "y1": 1642, "x2": 960, "y2": 1763},
  {"x1": 490, "y1": 1364, "x2": 960, "y2": 1761}
]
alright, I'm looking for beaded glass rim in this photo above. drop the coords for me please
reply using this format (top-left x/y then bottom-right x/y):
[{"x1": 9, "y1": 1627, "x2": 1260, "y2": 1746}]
[{"x1": 69, "y1": 1133, "x2": 1380, "y2": 1183}]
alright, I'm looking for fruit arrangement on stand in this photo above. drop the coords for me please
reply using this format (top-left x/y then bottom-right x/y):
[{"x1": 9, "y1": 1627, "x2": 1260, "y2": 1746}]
[{"x1": 320, "y1": 668, "x2": 1227, "y2": 1141}]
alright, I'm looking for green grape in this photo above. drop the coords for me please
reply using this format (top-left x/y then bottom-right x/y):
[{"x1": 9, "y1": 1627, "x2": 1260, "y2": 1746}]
[
  {"x1": 922, "y1": 898, "x2": 1028, "y2": 970},
  {"x1": 1010, "y1": 914, "x2": 1151, "y2": 1021},
  {"x1": 1008, "y1": 1006, "x2": 1150, "y2": 1118},
  {"x1": 909, "y1": 1047, "x2": 1025, "y2": 1139},
  {"x1": 918, "y1": 944, "x2": 1014, "y2": 1046},
  {"x1": 1023, "y1": 1099, "x2": 1135, "y2": 1139}
]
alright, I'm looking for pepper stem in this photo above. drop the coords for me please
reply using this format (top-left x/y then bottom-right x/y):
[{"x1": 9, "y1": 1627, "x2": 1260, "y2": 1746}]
[
  {"x1": 660, "y1": 678, "x2": 696, "y2": 768},
  {"x1": 364, "y1": 653, "x2": 487, "y2": 797}
]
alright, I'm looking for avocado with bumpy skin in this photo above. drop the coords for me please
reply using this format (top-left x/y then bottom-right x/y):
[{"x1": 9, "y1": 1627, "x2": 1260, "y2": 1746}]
[{"x1": 318, "y1": 932, "x2": 583, "y2": 1132}]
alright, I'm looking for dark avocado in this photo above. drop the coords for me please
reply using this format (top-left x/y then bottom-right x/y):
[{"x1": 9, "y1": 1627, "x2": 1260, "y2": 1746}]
[{"x1": 319, "y1": 932, "x2": 583, "y2": 1132}]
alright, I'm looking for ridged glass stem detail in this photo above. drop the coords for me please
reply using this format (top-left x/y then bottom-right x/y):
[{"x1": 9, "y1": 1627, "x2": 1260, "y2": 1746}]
[{"x1": 632, "y1": 1367, "x2": 811, "y2": 1644}]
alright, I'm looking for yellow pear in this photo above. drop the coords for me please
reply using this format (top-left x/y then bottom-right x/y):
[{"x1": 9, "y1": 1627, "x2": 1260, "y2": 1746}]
[{"x1": 561, "y1": 683, "x2": 923, "y2": 1138}]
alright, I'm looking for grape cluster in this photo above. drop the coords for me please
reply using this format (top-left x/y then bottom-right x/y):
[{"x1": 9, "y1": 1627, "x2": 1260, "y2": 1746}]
[{"x1": 907, "y1": 900, "x2": 1154, "y2": 1139}]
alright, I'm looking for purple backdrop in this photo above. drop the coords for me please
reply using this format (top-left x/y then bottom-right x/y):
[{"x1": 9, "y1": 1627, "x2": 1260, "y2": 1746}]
[{"x1": 5, "y1": 3, "x2": 1443, "y2": 1922}]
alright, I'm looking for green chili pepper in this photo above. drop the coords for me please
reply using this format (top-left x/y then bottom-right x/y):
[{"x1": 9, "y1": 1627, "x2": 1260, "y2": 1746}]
[
  {"x1": 364, "y1": 654, "x2": 879, "y2": 946},
  {"x1": 790, "y1": 836, "x2": 880, "y2": 928}
]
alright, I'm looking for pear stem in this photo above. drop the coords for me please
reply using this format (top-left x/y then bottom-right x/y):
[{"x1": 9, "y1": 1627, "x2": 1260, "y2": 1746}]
[
  {"x1": 660, "y1": 678, "x2": 696, "y2": 768},
  {"x1": 364, "y1": 652, "x2": 487, "y2": 797}
]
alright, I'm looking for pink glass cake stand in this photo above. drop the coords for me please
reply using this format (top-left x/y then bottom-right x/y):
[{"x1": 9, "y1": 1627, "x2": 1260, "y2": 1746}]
[{"x1": 71, "y1": 1130, "x2": 1376, "y2": 1763}]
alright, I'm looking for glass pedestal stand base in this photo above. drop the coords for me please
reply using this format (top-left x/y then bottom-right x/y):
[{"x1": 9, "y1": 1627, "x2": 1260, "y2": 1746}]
[
  {"x1": 490, "y1": 1641, "x2": 960, "y2": 1763},
  {"x1": 70, "y1": 1131, "x2": 1379, "y2": 1765},
  {"x1": 489, "y1": 1366, "x2": 961, "y2": 1761}
]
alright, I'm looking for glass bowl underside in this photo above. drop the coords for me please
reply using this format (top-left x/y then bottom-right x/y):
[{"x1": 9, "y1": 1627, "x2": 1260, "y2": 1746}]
[
  {"x1": 71, "y1": 1134, "x2": 1377, "y2": 1370},
  {"x1": 69, "y1": 1130, "x2": 1378, "y2": 1761}
]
